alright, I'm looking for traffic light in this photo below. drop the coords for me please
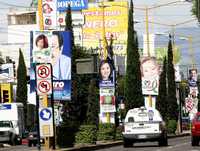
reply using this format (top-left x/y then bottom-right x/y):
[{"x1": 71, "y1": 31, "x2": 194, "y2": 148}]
[{"x1": 2, "y1": 90, "x2": 9, "y2": 103}]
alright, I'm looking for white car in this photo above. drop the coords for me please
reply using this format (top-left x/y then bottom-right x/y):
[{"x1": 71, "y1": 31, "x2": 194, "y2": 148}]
[{"x1": 122, "y1": 106, "x2": 168, "y2": 147}]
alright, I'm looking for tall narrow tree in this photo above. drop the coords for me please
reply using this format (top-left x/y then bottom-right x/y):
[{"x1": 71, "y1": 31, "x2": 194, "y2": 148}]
[
  {"x1": 125, "y1": 0, "x2": 143, "y2": 110},
  {"x1": 192, "y1": 0, "x2": 200, "y2": 23},
  {"x1": 167, "y1": 35, "x2": 178, "y2": 121},
  {"x1": 156, "y1": 57, "x2": 168, "y2": 121},
  {"x1": 16, "y1": 49, "x2": 27, "y2": 127}
]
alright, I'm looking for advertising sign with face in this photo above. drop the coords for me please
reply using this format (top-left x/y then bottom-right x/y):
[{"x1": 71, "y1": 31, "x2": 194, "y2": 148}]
[{"x1": 30, "y1": 31, "x2": 72, "y2": 100}]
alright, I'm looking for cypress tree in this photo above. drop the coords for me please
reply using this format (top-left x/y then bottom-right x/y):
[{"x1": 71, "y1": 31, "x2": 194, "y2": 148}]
[
  {"x1": 125, "y1": 0, "x2": 143, "y2": 110},
  {"x1": 86, "y1": 79, "x2": 99, "y2": 125},
  {"x1": 156, "y1": 57, "x2": 168, "y2": 121},
  {"x1": 192, "y1": 0, "x2": 200, "y2": 23},
  {"x1": 167, "y1": 35, "x2": 178, "y2": 121},
  {"x1": 16, "y1": 49, "x2": 27, "y2": 127}
]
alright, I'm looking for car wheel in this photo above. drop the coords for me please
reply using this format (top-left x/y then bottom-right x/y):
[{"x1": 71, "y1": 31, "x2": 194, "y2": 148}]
[
  {"x1": 192, "y1": 136, "x2": 199, "y2": 146},
  {"x1": 9, "y1": 134, "x2": 16, "y2": 146},
  {"x1": 159, "y1": 133, "x2": 168, "y2": 146},
  {"x1": 123, "y1": 138, "x2": 132, "y2": 148}
]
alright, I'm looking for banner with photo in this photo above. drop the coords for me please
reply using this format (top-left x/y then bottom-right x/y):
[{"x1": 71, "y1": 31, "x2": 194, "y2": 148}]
[
  {"x1": 99, "y1": 60, "x2": 115, "y2": 88},
  {"x1": 30, "y1": 31, "x2": 71, "y2": 100},
  {"x1": 42, "y1": 0, "x2": 57, "y2": 30},
  {"x1": 140, "y1": 57, "x2": 160, "y2": 95},
  {"x1": 188, "y1": 68, "x2": 198, "y2": 87}
]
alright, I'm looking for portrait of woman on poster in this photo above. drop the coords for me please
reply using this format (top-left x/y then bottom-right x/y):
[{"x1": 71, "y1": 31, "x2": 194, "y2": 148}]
[
  {"x1": 42, "y1": 3, "x2": 53, "y2": 14},
  {"x1": 51, "y1": 31, "x2": 71, "y2": 80},
  {"x1": 33, "y1": 34, "x2": 50, "y2": 63},
  {"x1": 99, "y1": 60, "x2": 113, "y2": 81}
]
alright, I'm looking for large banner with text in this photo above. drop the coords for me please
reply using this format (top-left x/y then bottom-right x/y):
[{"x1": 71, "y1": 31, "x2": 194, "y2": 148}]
[{"x1": 30, "y1": 31, "x2": 72, "y2": 100}]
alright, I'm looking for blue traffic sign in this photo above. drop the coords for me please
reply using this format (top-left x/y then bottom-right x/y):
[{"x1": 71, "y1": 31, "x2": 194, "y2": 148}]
[{"x1": 40, "y1": 108, "x2": 52, "y2": 121}]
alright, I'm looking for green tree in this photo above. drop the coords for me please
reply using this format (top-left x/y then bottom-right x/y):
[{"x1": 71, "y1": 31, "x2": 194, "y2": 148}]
[
  {"x1": 167, "y1": 36, "x2": 178, "y2": 121},
  {"x1": 192, "y1": 0, "x2": 200, "y2": 23},
  {"x1": 125, "y1": 0, "x2": 143, "y2": 110},
  {"x1": 16, "y1": 49, "x2": 27, "y2": 127},
  {"x1": 86, "y1": 79, "x2": 99, "y2": 125},
  {"x1": 156, "y1": 57, "x2": 168, "y2": 121}
]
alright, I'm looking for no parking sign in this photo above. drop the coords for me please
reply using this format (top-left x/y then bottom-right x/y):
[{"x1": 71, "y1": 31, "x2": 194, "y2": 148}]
[{"x1": 36, "y1": 64, "x2": 52, "y2": 95}]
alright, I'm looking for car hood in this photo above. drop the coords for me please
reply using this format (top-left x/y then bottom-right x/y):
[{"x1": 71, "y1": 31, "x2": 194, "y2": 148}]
[{"x1": 0, "y1": 127, "x2": 13, "y2": 131}]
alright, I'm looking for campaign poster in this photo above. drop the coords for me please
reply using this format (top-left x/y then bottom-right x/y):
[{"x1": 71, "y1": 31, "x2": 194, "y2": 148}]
[
  {"x1": 140, "y1": 57, "x2": 160, "y2": 95},
  {"x1": 99, "y1": 60, "x2": 115, "y2": 88},
  {"x1": 188, "y1": 68, "x2": 198, "y2": 87},
  {"x1": 30, "y1": 31, "x2": 71, "y2": 100},
  {"x1": 99, "y1": 88, "x2": 116, "y2": 113},
  {"x1": 42, "y1": 0, "x2": 57, "y2": 30}
]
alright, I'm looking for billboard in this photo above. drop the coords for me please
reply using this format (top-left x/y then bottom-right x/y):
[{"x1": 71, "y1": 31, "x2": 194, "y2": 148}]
[
  {"x1": 57, "y1": 0, "x2": 88, "y2": 11},
  {"x1": 42, "y1": 0, "x2": 57, "y2": 30},
  {"x1": 30, "y1": 31, "x2": 71, "y2": 100},
  {"x1": 140, "y1": 57, "x2": 160, "y2": 95},
  {"x1": 82, "y1": 1, "x2": 128, "y2": 55}
]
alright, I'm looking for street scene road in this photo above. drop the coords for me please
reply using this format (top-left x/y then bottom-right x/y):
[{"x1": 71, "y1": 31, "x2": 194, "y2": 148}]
[{"x1": 97, "y1": 136, "x2": 199, "y2": 151}]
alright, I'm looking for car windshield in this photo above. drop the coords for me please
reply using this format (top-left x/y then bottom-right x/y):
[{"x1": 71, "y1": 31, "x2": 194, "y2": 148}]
[{"x1": 0, "y1": 121, "x2": 12, "y2": 128}]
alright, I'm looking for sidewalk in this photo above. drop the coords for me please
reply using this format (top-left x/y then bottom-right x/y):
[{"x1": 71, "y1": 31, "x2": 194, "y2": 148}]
[{"x1": 34, "y1": 130, "x2": 191, "y2": 151}]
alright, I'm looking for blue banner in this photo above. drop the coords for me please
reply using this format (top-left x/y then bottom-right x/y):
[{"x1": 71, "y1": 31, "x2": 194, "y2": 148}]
[
  {"x1": 57, "y1": 0, "x2": 88, "y2": 11},
  {"x1": 30, "y1": 31, "x2": 72, "y2": 100}
]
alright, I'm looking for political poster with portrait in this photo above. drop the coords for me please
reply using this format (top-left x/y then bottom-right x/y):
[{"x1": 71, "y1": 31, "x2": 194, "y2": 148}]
[
  {"x1": 188, "y1": 68, "x2": 198, "y2": 87},
  {"x1": 30, "y1": 31, "x2": 72, "y2": 100},
  {"x1": 42, "y1": 0, "x2": 57, "y2": 30},
  {"x1": 140, "y1": 57, "x2": 160, "y2": 95},
  {"x1": 99, "y1": 60, "x2": 115, "y2": 88}
]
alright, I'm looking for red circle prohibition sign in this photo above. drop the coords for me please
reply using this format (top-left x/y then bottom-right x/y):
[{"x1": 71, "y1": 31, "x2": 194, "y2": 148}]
[
  {"x1": 38, "y1": 81, "x2": 51, "y2": 93},
  {"x1": 37, "y1": 65, "x2": 50, "y2": 79}
]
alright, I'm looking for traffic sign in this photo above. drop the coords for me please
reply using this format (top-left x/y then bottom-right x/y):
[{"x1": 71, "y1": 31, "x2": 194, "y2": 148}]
[
  {"x1": 37, "y1": 80, "x2": 52, "y2": 94},
  {"x1": 39, "y1": 107, "x2": 54, "y2": 137},
  {"x1": 36, "y1": 64, "x2": 52, "y2": 95},
  {"x1": 36, "y1": 64, "x2": 51, "y2": 80}
]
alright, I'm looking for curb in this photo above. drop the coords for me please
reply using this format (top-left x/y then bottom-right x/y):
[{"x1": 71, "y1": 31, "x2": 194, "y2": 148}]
[{"x1": 57, "y1": 132, "x2": 191, "y2": 151}]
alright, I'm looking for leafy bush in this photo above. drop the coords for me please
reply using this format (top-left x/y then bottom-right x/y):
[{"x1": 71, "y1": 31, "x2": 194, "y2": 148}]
[
  {"x1": 97, "y1": 123, "x2": 116, "y2": 141},
  {"x1": 115, "y1": 125, "x2": 123, "y2": 140},
  {"x1": 56, "y1": 125, "x2": 78, "y2": 147},
  {"x1": 75, "y1": 125, "x2": 97, "y2": 144},
  {"x1": 167, "y1": 120, "x2": 177, "y2": 134}
]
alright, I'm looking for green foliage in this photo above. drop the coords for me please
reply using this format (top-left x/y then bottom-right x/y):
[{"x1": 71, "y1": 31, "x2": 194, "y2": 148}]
[
  {"x1": 16, "y1": 49, "x2": 27, "y2": 127},
  {"x1": 167, "y1": 37, "x2": 178, "y2": 121},
  {"x1": 115, "y1": 126, "x2": 123, "y2": 140},
  {"x1": 125, "y1": 0, "x2": 144, "y2": 111},
  {"x1": 86, "y1": 79, "x2": 99, "y2": 125},
  {"x1": 97, "y1": 123, "x2": 116, "y2": 141},
  {"x1": 156, "y1": 57, "x2": 168, "y2": 122},
  {"x1": 75, "y1": 125, "x2": 97, "y2": 144},
  {"x1": 192, "y1": 0, "x2": 200, "y2": 23},
  {"x1": 155, "y1": 46, "x2": 181, "y2": 64},
  {"x1": 167, "y1": 120, "x2": 177, "y2": 134},
  {"x1": 56, "y1": 125, "x2": 78, "y2": 147}
]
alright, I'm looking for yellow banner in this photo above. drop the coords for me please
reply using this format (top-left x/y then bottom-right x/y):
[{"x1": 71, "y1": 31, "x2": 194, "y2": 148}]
[
  {"x1": 1, "y1": 83, "x2": 13, "y2": 103},
  {"x1": 82, "y1": 1, "x2": 128, "y2": 55}
]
